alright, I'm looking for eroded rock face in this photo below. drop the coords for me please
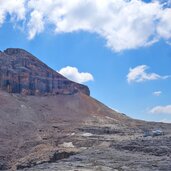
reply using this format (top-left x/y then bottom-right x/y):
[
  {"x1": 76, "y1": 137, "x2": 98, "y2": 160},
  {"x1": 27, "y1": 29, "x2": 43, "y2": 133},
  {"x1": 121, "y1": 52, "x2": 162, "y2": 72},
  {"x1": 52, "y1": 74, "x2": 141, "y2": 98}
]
[{"x1": 0, "y1": 48, "x2": 90, "y2": 96}]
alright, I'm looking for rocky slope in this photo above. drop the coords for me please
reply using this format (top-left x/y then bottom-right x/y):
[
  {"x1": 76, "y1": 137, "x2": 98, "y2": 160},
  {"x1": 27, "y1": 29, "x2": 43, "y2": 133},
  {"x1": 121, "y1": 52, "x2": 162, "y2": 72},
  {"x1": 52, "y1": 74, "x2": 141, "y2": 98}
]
[
  {"x1": 0, "y1": 48, "x2": 89, "y2": 96},
  {"x1": 0, "y1": 89, "x2": 133, "y2": 170}
]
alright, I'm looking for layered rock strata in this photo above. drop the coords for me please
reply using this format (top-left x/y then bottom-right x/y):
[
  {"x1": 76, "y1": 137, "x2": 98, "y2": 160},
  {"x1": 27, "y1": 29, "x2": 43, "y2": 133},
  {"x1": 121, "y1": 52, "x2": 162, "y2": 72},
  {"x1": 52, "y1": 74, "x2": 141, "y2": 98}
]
[{"x1": 0, "y1": 48, "x2": 90, "y2": 96}]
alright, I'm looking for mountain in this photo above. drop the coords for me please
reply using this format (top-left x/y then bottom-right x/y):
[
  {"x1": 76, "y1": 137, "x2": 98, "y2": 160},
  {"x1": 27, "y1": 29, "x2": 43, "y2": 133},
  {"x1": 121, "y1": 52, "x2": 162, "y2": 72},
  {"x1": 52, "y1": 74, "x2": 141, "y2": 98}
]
[
  {"x1": 0, "y1": 48, "x2": 170, "y2": 171},
  {"x1": 0, "y1": 48, "x2": 127, "y2": 170},
  {"x1": 0, "y1": 48, "x2": 89, "y2": 96}
]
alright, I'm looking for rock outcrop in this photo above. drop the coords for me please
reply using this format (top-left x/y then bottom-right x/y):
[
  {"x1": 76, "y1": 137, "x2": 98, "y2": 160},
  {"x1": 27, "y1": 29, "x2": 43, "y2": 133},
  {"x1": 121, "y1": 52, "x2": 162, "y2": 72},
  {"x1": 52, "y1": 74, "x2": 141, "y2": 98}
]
[{"x1": 0, "y1": 48, "x2": 90, "y2": 96}]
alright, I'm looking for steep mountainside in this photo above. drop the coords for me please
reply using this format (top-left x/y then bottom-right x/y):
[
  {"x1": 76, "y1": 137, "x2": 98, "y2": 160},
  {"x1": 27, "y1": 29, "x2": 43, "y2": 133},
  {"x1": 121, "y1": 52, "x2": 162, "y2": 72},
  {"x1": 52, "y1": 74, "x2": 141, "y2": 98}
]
[
  {"x1": 0, "y1": 48, "x2": 89, "y2": 96},
  {"x1": 0, "y1": 89, "x2": 132, "y2": 170}
]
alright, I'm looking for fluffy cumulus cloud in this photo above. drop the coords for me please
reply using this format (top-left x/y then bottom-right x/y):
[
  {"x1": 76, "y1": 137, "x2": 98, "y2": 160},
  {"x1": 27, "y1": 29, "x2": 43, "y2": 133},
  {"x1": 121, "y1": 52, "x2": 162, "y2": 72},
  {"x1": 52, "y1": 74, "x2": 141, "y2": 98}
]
[
  {"x1": 0, "y1": 0, "x2": 171, "y2": 51},
  {"x1": 153, "y1": 91, "x2": 162, "y2": 96},
  {"x1": 0, "y1": 0, "x2": 25, "y2": 25},
  {"x1": 58, "y1": 66, "x2": 94, "y2": 83},
  {"x1": 150, "y1": 105, "x2": 171, "y2": 115},
  {"x1": 27, "y1": 10, "x2": 44, "y2": 40},
  {"x1": 127, "y1": 65, "x2": 169, "y2": 83}
]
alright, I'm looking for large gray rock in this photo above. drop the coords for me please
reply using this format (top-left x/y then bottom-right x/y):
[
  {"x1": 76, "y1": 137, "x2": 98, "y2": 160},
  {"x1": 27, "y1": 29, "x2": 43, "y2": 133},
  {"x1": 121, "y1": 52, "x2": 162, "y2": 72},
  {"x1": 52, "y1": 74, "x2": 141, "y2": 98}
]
[{"x1": 0, "y1": 48, "x2": 90, "y2": 96}]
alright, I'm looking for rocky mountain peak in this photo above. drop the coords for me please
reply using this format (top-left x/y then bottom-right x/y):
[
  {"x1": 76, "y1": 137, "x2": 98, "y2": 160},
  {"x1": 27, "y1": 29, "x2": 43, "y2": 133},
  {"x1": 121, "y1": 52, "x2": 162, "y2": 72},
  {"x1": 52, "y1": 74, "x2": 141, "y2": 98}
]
[
  {"x1": 4, "y1": 48, "x2": 27, "y2": 55},
  {"x1": 0, "y1": 48, "x2": 90, "y2": 96}
]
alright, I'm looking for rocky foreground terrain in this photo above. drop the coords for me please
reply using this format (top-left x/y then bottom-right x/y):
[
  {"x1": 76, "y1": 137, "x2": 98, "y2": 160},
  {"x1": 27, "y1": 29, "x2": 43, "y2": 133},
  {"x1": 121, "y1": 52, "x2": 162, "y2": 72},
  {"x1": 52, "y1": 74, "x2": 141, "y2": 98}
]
[{"x1": 0, "y1": 48, "x2": 171, "y2": 171}]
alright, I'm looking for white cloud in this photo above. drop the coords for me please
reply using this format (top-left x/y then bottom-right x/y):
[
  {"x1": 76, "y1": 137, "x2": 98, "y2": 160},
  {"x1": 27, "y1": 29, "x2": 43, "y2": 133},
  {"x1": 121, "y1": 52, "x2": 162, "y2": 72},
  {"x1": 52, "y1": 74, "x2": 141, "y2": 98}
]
[
  {"x1": 0, "y1": 0, "x2": 25, "y2": 25},
  {"x1": 157, "y1": 8, "x2": 171, "y2": 39},
  {"x1": 27, "y1": 11, "x2": 44, "y2": 39},
  {"x1": 58, "y1": 66, "x2": 94, "y2": 84},
  {"x1": 0, "y1": 0, "x2": 171, "y2": 51},
  {"x1": 153, "y1": 91, "x2": 162, "y2": 96},
  {"x1": 150, "y1": 105, "x2": 171, "y2": 115},
  {"x1": 127, "y1": 65, "x2": 169, "y2": 83}
]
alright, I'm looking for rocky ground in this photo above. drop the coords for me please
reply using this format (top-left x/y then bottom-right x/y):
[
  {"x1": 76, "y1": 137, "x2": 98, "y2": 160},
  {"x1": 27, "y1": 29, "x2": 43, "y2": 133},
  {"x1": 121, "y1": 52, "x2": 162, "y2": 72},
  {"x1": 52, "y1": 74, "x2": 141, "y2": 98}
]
[
  {"x1": 15, "y1": 123, "x2": 171, "y2": 171},
  {"x1": 11, "y1": 123, "x2": 171, "y2": 171},
  {"x1": 0, "y1": 90, "x2": 171, "y2": 170},
  {"x1": 0, "y1": 90, "x2": 131, "y2": 170}
]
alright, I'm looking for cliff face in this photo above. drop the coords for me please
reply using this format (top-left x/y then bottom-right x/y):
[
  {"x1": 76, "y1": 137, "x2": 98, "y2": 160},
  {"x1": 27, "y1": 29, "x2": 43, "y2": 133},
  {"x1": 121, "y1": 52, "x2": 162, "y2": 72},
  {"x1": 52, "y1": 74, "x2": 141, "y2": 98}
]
[{"x1": 0, "y1": 48, "x2": 90, "y2": 96}]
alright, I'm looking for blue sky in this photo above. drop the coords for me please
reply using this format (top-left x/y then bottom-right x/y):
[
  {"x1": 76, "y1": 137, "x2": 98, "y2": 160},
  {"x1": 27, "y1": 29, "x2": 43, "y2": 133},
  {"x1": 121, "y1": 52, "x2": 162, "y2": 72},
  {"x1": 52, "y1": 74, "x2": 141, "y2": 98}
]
[{"x1": 0, "y1": 0, "x2": 171, "y2": 122}]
